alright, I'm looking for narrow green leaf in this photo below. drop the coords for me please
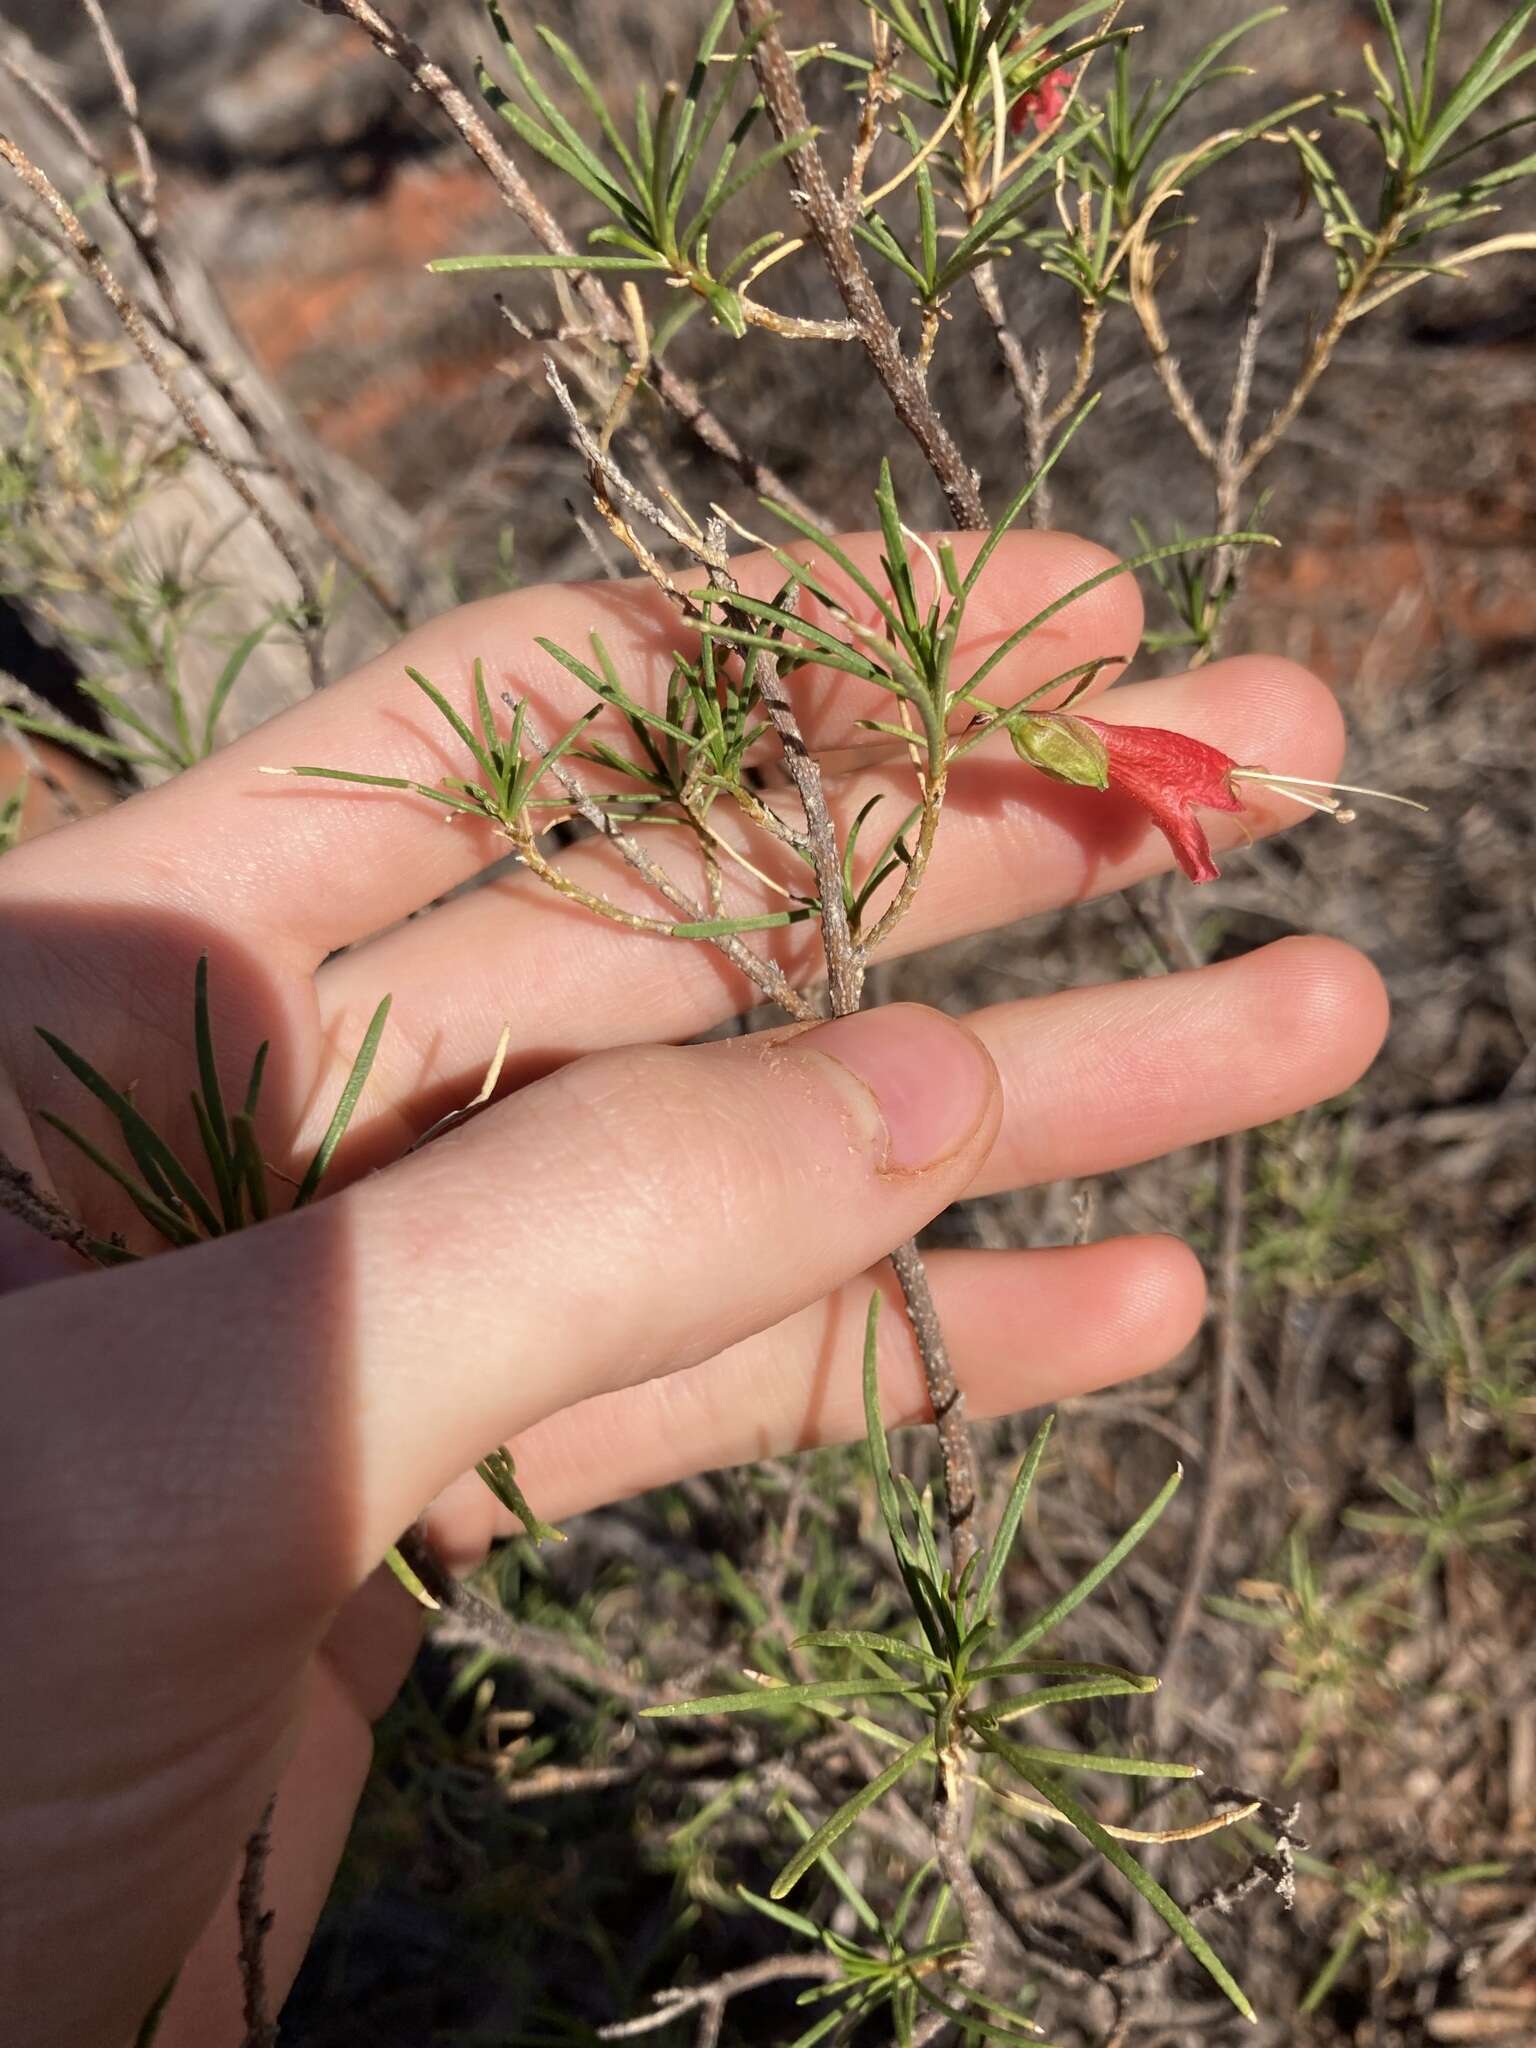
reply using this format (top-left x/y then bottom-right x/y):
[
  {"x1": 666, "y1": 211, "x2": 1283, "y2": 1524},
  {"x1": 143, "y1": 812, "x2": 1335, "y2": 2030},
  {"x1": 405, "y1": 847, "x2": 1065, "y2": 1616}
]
[
  {"x1": 793, "y1": 1628, "x2": 946, "y2": 1672},
  {"x1": 686, "y1": 127, "x2": 799, "y2": 247},
  {"x1": 273, "y1": 764, "x2": 487, "y2": 815},
  {"x1": 201, "y1": 615, "x2": 277, "y2": 757},
  {"x1": 973, "y1": 1415, "x2": 1054, "y2": 1619},
  {"x1": 963, "y1": 537, "x2": 1276, "y2": 704},
  {"x1": 986, "y1": 1738, "x2": 1199, "y2": 1779},
  {"x1": 293, "y1": 995, "x2": 391, "y2": 1207},
  {"x1": 242, "y1": 1041, "x2": 270, "y2": 1121},
  {"x1": 670, "y1": 909, "x2": 806, "y2": 938},
  {"x1": 779, "y1": 1800, "x2": 884, "y2": 1934},
  {"x1": 862, "y1": 1291, "x2": 913, "y2": 1569},
  {"x1": 430, "y1": 251, "x2": 667, "y2": 273},
  {"x1": 761, "y1": 496, "x2": 910, "y2": 646},
  {"x1": 985, "y1": 1675, "x2": 1159, "y2": 1721},
  {"x1": 534, "y1": 26, "x2": 646, "y2": 191},
  {"x1": 1133, "y1": 9, "x2": 1287, "y2": 170},
  {"x1": 769, "y1": 1733, "x2": 935, "y2": 1897},
  {"x1": 1001, "y1": 1465, "x2": 1184, "y2": 1661},
  {"x1": 1420, "y1": 2, "x2": 1536, "y2": 167},
  {"x1": 76, "y1": 675, "x2": 183, "y2": 764},
  {"x1": 642, "y1": 1679, "x2": 919, "y2": 1718},
  {"x1": 231, "y1": 1112, "x2": 269, "y2": 1223},
  {"x1": 131, "y1": 1975, "x2": 179, "y2": 2048},
  {"x1": 191, "y1": 954, "x2": 230, "y2": 1167},
  {"x1": 961, "y1": 396, "x2": 1100, "y2": 597},
  {"x1": 476, "y1": 1446, "x2": 565, "y2": 1544},
  {"x1": 735, "y1": 1885, "x2": 822, "y2": 1942},
  {"x1": 1371, "y1": 0, "x2": 1418, "y2": 124},
  {"x1": 35, "y1": 1028, "x2": 220, "y2": 1237},
  {"x1": 986, "y1": 1738, "x2": 1255, "y2": 2021},
  {"x1": 37, "y1": 1110, "x2": 198, "y2": 1247},
  {"x1": 189, "y1": 1090, "x2": 238, "y2": 1234},
  {"x1": 873, "y1": 458, "x2": 921, "y2": 644},
  {"x1": 406, "y1": 666, "x2": 498, "y2": 785},
  {"x1": 909, "y1": 1976, "x2": 1046, "y2": 2046}
]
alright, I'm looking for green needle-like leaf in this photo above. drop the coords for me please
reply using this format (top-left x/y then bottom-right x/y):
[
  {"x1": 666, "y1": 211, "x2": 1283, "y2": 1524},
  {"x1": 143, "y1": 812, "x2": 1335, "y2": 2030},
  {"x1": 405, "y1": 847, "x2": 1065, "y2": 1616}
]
[
  {"x1": 769, "y1": 1733, "x2": 936, "y2": 1898},
  {"x1": 973, "y1": 1414, "x2": 1054, "y2": 1620},
  {"x1": 643, "y1": 1679, "x2": 919, "y2": 1718},
  {"x1": 985, "y1": 1736, "x2": 1255, "y2": 2021},
  {"x1": 293, "y1": 995, "x2": 391, "y2": 1208},
  {"x1": 1000, "y1": 1465, "x2": 1184, "y2": 1661}
]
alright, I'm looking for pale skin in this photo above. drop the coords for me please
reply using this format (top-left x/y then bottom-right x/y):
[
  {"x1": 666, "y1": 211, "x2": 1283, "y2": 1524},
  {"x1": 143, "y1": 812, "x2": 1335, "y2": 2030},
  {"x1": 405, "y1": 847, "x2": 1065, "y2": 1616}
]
[{"x1": 0, "y1": 529, "x2": 1389, "y2": 2046}]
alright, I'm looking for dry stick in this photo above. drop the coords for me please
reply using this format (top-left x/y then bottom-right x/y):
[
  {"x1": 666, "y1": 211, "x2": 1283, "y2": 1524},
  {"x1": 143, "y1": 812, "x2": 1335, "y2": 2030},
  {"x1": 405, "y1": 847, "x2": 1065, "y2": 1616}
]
[
  {"x1": 1153, "y1": 1128, "x2": 1247, "y2": 1752},
  {"x1": 752, "y1": 614, "x2": 863, "y2": 1018},
  {"x1": 393, "y1": 1524, "x2": 660, "y2": 1706},
  {"x1": 734, "y1": 0, "x2": 986, "y2": 530},
  {"x1": 298, "y1": 0, "x2": 817, "y2": 526},
  {"x1": 236, "y1": 1796, "x2": 278, "y2": 2048},
  {"x1": 77, "y1": 0, "x2": 157, "y2": 233},
  {"x1": 843, "y1": 11, "x2": 896, "y2": 210},
  {"x1": 746, "y1": 613, "x2": 992, "y2": 1991},
  {"x1": 1131, "y1": 161, "x2": 1409, "y2": 616},
  {"x1": 0, "y1": 136, "x2": 328, "y2": 690},
  {"x1": 12, "y1": 18, "x2": 407, "y2": 634},
  {"x1": 0, "y1": 1146, "x2": 98, "y2": 1261},
  {"x1": 554, "y1": 398, "x2": 982, "y2": 1583},
  {"x1": 1208, "y1": 228, "x2": 1277, "y2": 608},
  {"x1": 747, "y1": 626, "x2": 980, "y2": 1564},
  {"x1": 598, "y1": 1955, "x2": 844, "y2": 2043}
]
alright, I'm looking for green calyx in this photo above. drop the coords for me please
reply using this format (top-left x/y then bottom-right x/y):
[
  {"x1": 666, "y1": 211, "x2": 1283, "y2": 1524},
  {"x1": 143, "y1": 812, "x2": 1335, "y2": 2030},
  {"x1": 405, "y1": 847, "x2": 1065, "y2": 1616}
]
[{"x1": 1007, "y1": 711, "x2": 1110, "y2": 789}]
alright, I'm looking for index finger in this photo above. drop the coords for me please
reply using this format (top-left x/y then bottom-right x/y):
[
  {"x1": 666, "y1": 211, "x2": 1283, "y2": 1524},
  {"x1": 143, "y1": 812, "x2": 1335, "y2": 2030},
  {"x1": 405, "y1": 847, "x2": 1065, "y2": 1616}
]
[{"x1": 11, "y1": 530, "x2": 1142, "y2": 971}]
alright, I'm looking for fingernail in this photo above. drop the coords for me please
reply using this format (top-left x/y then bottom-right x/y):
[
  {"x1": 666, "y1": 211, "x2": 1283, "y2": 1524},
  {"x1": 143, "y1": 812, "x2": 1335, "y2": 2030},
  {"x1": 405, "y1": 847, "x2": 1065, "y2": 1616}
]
[{"x1": 800, "y1": 1004, "x2": 995, "y2": 1174}]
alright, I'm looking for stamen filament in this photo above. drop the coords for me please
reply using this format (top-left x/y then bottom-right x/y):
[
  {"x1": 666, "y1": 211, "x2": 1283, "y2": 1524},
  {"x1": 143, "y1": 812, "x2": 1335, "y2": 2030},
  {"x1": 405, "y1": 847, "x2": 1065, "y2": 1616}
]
[{"x1": 1234, "y1": 768, "x2": 1429, "y2": 813}]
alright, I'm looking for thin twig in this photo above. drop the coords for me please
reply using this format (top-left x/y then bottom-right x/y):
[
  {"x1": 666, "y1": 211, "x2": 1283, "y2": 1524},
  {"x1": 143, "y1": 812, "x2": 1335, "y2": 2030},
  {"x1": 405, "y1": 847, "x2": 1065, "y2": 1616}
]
[
  {"x1": 751, "y1": 595, "x2": 862, "y2": 1017},
  {"x1": 0, "y1": 134, "x2": 328, "y2": 688},
  {"x1": 0, "y1": 1145, "x2": 98, "y2": 1262},
  {"x1": 1153, "y1": 1128, "x2": 1247, "y2": 1748},
  {"x1": 844, "y1": 12, "x2": 895, "y2": 210},
  {"x1": 599, "y1": 1954, "x2": 844, "y2": 2041},
  {"x1": 735, "y1": 0, "x2": 985, "y2": 529},
  {"x1": 300, "y1": 0, "x2": 817, "y2": 524},
  {"x1": 236, "y1": 1796, "x2": 278, "y2": 2048},
  {"x1": 932, "y1": 1740, "x2": 1003, "y2": 1993},
  {"x1": 77, "y1": 0, "x2": 157, "y2": 233},
  {"x1": 18, "y1": 13, "x2": 407, "y2": 632},
  {"x1": 394, "y1": 1525, "x2": 658, "y2": 1706},
  {"x1": 889, "y1": 1239, "x2": 980, "y2": 1576}
]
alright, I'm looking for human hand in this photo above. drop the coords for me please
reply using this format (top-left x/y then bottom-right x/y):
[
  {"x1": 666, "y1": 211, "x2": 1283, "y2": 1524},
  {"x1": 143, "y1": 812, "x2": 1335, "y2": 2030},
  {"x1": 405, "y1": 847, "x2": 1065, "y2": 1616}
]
[{"x1": 0, "y1": 530, "x2": 1387, "y2": 2046}]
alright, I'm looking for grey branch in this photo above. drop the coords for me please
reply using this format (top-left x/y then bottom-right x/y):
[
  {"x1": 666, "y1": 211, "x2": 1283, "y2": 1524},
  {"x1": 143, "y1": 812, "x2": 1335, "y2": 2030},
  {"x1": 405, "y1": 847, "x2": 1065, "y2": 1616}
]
[
  {"x1": 734, "y1": 0, "x2": 986, "y2": 530},
  {"x1": 0, "y1": 132, "x2": 328, "y2": 689},
  {"x1": 598, "y1": 1955, "x2": 844, "y2": 2044},
  {"x1": 300, "y1": 0, "x2": 817, "y2": 524}
]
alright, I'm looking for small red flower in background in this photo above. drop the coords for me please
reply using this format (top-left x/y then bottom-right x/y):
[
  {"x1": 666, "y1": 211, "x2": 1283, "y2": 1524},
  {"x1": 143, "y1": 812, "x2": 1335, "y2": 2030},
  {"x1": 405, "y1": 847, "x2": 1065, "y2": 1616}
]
[
  {"x1": 1010, "y1": 55, "x2": 1073, "y2": 134},
  {"x1": 1007, "y1": 709, "x2": 1426, "y2": 884}
]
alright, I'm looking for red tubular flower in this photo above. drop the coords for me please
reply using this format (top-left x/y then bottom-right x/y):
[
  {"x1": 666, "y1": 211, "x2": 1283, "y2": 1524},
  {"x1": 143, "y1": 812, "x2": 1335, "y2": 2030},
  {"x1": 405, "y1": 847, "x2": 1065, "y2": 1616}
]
[
  {"x1": 1009, "y1": 59, "x2": 1073, "y2": 133},
  {"x1": 1006, "y1": 708, "x2": 1427, "y2": 884},
  {"x1": 1074, "y1": 716, "x2": 1245, "y2": 883}
]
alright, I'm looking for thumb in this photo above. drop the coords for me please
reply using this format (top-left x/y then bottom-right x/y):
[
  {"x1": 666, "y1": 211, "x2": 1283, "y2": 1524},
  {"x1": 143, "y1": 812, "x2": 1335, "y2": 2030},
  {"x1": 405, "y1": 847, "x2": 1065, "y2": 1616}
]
[{"x1": 5, "y1": 1003, "x2": 1001, "y2": 1611}]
